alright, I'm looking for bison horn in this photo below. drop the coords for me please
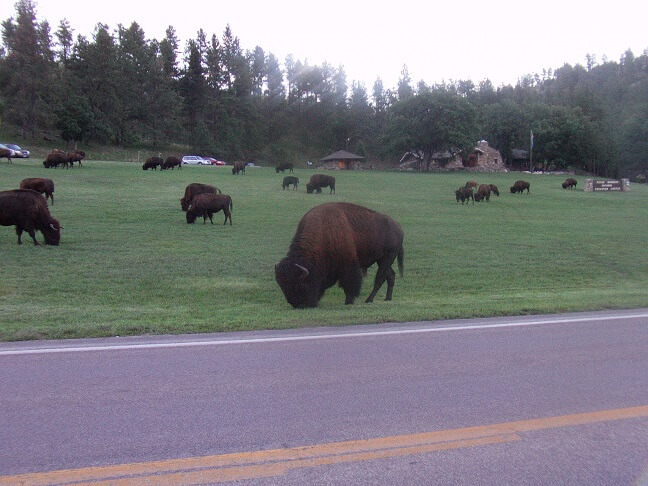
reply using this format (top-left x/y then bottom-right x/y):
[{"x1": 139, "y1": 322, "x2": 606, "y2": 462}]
[
  {"x1": 295, "y1": 264, "x2": 309, "y2": 279},
  {"x1": 49, "y1": 223, "x2": 61, "y2": 230}
]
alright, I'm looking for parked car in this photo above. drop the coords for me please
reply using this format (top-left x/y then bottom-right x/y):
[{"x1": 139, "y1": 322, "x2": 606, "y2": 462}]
[
  {"x1": 202, "y1": 157, "x2": 226, "y2": 166},
  {"x1": 0, "y1": 143, "x2": 18, "y2": 157},
  {"x1": 181, "y1": 155, "x2": 207, "y2": 165},
  {"x1": 5, "y1": 144, "x2": 29, "y2": 158}
]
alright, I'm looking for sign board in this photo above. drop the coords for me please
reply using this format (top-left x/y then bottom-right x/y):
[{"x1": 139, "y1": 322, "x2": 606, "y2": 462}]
[
  {"x1": 585, "y1": 178, "x2": 630, "y2": 192},
  {"x1": 593, "y1": 180, "x2": 623, "y2": 191}
]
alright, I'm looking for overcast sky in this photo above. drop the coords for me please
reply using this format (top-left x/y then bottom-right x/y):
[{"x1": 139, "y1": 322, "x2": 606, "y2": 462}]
[{"x1": 6, "y1": 0, "x2": 648, "y2": 90}]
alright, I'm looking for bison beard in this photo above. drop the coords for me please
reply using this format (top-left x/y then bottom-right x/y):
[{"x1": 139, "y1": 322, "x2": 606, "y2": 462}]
[{"x1": 275, "y1": 202, "x2": 404, "y2": 308}]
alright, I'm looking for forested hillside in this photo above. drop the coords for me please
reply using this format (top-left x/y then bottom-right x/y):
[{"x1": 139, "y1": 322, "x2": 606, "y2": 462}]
[{"x1": 1, "y1": 0, "x2": 646, "y2": 177}]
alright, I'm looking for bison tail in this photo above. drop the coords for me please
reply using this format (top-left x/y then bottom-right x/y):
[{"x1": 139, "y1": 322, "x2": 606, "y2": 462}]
[
  {"x1": 229, "y1": 198, "x2": 233, "y2": 211},
  {"x1": 397, "y1": 248, "x2": 404, "y2": 278}
]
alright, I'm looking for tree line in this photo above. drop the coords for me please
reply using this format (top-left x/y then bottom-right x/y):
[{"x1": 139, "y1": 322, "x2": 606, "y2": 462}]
[{"x1": 1, "y1": 0, "x2": 647, "y2": 177}]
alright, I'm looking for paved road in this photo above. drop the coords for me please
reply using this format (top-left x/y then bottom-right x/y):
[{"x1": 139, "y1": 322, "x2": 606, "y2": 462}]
[{"x1": 1, "y1": 309, "x2": 647, "y2": 484}]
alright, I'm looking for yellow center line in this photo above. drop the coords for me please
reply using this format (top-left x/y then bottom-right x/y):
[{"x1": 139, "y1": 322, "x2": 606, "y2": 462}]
[{"x1": 1, "y1": 405, "x2": 646, "y2": 485}]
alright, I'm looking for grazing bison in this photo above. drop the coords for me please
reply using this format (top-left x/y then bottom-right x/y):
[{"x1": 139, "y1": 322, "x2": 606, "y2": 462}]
[
  {"x1": 186, "y1": 193, "x2": 233, "y2": 225},
  {"x1": 306, "y1": 174, "x2": 336, "y2": 194},
  {"x1": 0, "y1": 189, "x2": 61, "y2": 245},
  {"x1": 510, "y1": 180, "x2": 531, "y2": 194},
  {"x1": 68, "y1": 150, "x2": 85, "y2": 167},
  {"x1": 455, "y1": 186, "x2": 474, "y2": 205},
  {"x1": 180, "y1": 183, "x2": 221, "y2": 211},
  {"x1": 282, "y1": 176, "x2": 299, "y2": 190},
  {"x1": 0, "y1": 147, "x2": 12, "y2": 163},
  {"x1": 275, "y1": 202, "x2": 404, "y2": 308},
  {"x1": 142, "y1": 156, "x2": 163, "y2": 170},
  {"x1": 232, "y1": 161, "x2": 246, "y2": 175},
  {"x1": 465, "y1": 181, "x2": 478, "y2": 190},
  {"x1": 489, "y1": 184, "x2": 500, "y2": 196},
  {"x1": 19, "y1": 178, "x2": 55, "y2": 206},
  {"x1": 162, "y1": 156, "x2": 182, "y2": 170},
  {"x1": 43, "y1": 151, "x2": 70, "y2": 169},
  {"x1": 562, "y1": 178, "x2": 577, "y2": 189},
  {"x1": 475, "y1": 184, "x2": 492, "y2": 202},
  {"x1": 275, "y1": 162, "x2": 294, "y2": 173}
]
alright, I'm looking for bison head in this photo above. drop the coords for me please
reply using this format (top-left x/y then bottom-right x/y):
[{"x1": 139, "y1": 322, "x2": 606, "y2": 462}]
[
  {"x1": 186, "y1": 209, "x2": 198, "y2": 224},
  {"x1": 275, "y1": 258, "x2": 322, "y2": 308},
  {"x1": 180, "y1": 197, "x2": 189, "y2": 211},
  {"x1": 306, "y1": 183, "x2": 315, "y2": 194},
  {"x1": 42, "y1": 218, "x2": 61, "y2": 245},
  {"x1": 510, "y1": 186, "x2": 517, "y2": 193}
]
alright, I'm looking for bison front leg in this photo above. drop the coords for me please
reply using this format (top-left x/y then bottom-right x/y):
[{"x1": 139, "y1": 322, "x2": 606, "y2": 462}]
[{"x1": 340, "y1": 266, "x2": 363, "y2": 305}]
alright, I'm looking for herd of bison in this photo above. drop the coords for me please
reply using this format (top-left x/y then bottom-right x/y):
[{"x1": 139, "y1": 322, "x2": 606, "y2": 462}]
[{"x1": 1, "y1": 151, "x2": 579, "y2": 307}]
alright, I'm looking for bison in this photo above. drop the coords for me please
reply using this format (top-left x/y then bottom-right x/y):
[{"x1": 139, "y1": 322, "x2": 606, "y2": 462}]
[
  {"x1": 68, "y1": 150, "x2": 85, "y2": 167},
  {"x1": 282, "y1": 176, "x2": 299, "y2": 190},
  {"x1": 143, "y1": 156, "x2": 163, "y2": 170},
  {"x1": 306, "y1": 174, "x2": 335, "y2": 194},
  {"x1": 562, "y1": 178, "x2": 577, "y2": 189},
  {"x1": 19, "y1": 178, "x2": 55, "y2": 206},
  {"x1": 465, "y1": 181, "x2": 478, "y2": 190},
  {"x1": 0, "y1": 147, "x2": 12, "y2": 163},
  {"x1": 275, "y1": 162, "x2": 294, "y2": 173},
  {"x1": 275, "y1": 202, "x2": 404, "y2": 308},
  {"x1": 474, "y1": 184, "x2": 491, "y2": 202},
  {"x1": 186, "y1": 193, "x2": 233, "y2": 225},
  {"x1": 510, "y1": 180, "x2": 531, "y2": 194},
  {"x1": 489, "y1": 184, "x2": 500, "y2": 196},
  {"x1": 455, "y1": 186, "x2": 474, "y2": 204},
  {"x1": 162, "y1": 156, "x2": 182, "y2": 170},
  {"x1": 43, "y1": 151, "x2": 70, "y2": 169},
  {"x1": 181, "y1": 183, "x2": 221, "y2": 211},
  {"x1": 232, "y1": 161, "x2": 246, "y2": 175},
  {"x1": 0, "y1": 189, "x2": 61, "y2": 245}
]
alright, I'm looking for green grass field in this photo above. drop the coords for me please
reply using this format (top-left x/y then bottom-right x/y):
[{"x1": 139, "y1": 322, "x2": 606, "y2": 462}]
[{"x1": 1, "y1": 159, "x2": 646, "y2": 341}]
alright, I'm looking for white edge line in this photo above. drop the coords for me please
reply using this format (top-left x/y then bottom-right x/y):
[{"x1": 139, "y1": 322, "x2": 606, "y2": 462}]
[{"x1": 1, "y1": 313, "x2": 647, "y2": 357}]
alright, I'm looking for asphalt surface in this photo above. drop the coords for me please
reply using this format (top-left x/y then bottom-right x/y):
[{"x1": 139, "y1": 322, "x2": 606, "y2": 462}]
[{"x1": 1, "y1": 309, "x2": 647, "y2": 484}]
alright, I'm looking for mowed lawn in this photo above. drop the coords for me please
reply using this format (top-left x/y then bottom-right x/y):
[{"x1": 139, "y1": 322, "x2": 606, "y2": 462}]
[{"x1": 1, "y1": 159, "x2": 647, "y2": 341}]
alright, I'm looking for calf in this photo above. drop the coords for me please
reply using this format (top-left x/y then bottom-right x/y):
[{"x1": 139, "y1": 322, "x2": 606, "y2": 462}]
[
  {"x1": 306, "y1": 174, "x2": 336, "y2": 194},
  {"x1": 19, "y1": 178, "x2": 55, "y2": 206},
  {"x1": 0, "y1": 189, "x2": 61, "y2": 245},
  {"x1": 282, "y1": 176, "x2": 299, "y2": 190},
  {"x1": 455, "y1": 187, "x2": 474, "y2": 204},
  {"x1": 475, "y1": 184, "x2": 491, "y2": 202},
  {"x1": 68, "y1": 150, "x2": 85, "y2": 167},
  {"x1": 186, "y1": 193, "x2": 233, "y2": 225},
  {"x1": 181, "y1": 183, "x2": 221, "y2": 211},
  {"x1": 510, "y1": 180, "x2": 531, "y2": 193}
]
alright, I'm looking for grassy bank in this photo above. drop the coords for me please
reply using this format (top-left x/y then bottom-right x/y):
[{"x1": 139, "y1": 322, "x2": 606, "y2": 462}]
[{"x1": 1, "y1": 159, "x2": 646, "y2": 341}]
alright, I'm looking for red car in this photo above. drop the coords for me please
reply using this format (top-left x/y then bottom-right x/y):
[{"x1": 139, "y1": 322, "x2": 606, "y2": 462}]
[{"x1": 203, "y1": 157, "x2": 226, "y2": 166}]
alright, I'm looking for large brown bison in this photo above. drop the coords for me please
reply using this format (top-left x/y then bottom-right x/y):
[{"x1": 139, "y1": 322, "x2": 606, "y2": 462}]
[
  {"x1": 474, "y1": 184, "x2": 492, "y2": 202},
  {"x1": 275, "y1": 162, "x2": 294, "y2": 173},
  {"x1": 282, "y1": 176, "x2": 299, "y2": 190},
  {"x1": 0, "y1": 147, "x2": 12, "y2": 163},
  {"x1": 455, "y1": 186, "x2": 474, "y2": 204},
  {"x1": 142, "y1": 156, "x2": 163, "y2": 170},
  {"x1": 306, "y1": 174, "x2": 336, "y2": 194},
  {"x1": 43, "y1": 151, "x2": 70, "y2": 169},
  {"x1": 232, "y1": 161, "x2": 246, "y2": 175},
  {"x1": 19, "y1": 178, "x2": 55, "y2": 206},
  {"x1": 0, "y1": 189, "x2": 61, "y2": 245},
  {"x1": 180, "y1": 183, "x2": 221, "y2": 211},
  {"x1": 510, "y1": 180, "x2": 531, "y2": 193},
  {"x1": 562, "y1": 178, "x2": 577, "y2": 189},
  {"x1": 68, "y1": 150, "x2": 85, "y2": 167},
  {"x1": 162, "y1": 156, "x2": 182, "y2": 170},
  {"x1": 275, "y1": 202, "x2": 404, "y2": 308},
  {"x1": 186, "y1": 193, "x2": 233, "y2": 225}
]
